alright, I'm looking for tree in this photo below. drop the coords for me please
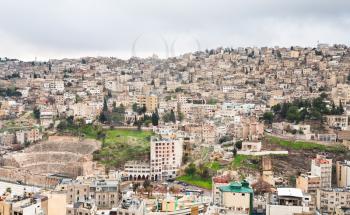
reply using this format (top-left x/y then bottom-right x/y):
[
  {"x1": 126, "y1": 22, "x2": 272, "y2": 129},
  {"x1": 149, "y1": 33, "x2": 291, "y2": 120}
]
[
  {"x1": 170, "y1": 109, "x2": 176, "y2": 123},
  {"x1": 57, "y1": 121, "x2": 68, "y2": 131},
  {"x1": 99, "y1": 111, "x2": 108, "y2": 123},
  {"x1": 177, "y1": 111, "x2": 184, "y2": 121},
  {"x1": 235, "y1": 140, "x2": 242, "y2": 149},
  {"x1": 107, "y1": 90, "x2": 112, "y2": 98},
  {"x1": 185, "y1": 163, "x2": 196, "y2": 176},
  {"x1": 252, "y1": 178, "x2": 272, "y2": 195},
  {"x1": 286, "y1": 106, "x2": 300, "y2": 123},
  {"x1": 33, "y1": 107, "x2": 40, "y2": 119},
  {"x1": 103, "y1": 97, "x2": 108, "y2": 112},
  {"x1": 197, "y1": 163, "x2": 210, "y2": 178},
  {"x1": 151, "y1": 111, "x2": 159, "y2": 126},
  {"x1": 143, "y1": 179, "x2": 153, "y2": 197},
  {"x1": 138, "y1": 104, "x2": 146, "y2": 115},
  {"x1": 262, "y1": 112, "x2": 274, "y2": 124},
  {"x1": 110, "y1": 104, "x2": 125, "y2": 125},
  {"x1": 5, "y1": 187, "x2": 11, "y2": 194},
  {"x1": 233, "y1": 148, "x2": 237, "y2": 156},
  {"x1": 219, "y1": 135, "x2": 233, "y2": 144},
  {"x1": 175, "y1": 87, "x2": 183, "y2": 92},
  {"x1": 272, "y1": 103, "x2": 281, "y2": 114},
  {"x1": 136, "y1": 120, "x2": 142, "y2": 130},
  {"x1": 132, "y1": 182, "x2": 140, "y2": 192},
  {"x1": 132, "y1": 103, "x2": 138, "y2": 113},
  {"x1": 162, "y1": 112, "x2": 171, "y2": 123},
  {"x1": 339, "y1": 101, "x2": 345, "y2": 115}
]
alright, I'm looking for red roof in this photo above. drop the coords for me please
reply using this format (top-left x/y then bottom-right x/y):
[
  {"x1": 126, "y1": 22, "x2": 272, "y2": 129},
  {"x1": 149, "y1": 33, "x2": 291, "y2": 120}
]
[{"x1": 213, "y1": 175, "x2": 230, "y2": 183}]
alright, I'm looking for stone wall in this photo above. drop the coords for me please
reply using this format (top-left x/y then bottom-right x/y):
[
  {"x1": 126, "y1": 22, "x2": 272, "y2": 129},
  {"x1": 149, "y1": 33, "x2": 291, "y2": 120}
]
[{"x1": 0, "y1": 136, "x2": 101, "y2": 187}]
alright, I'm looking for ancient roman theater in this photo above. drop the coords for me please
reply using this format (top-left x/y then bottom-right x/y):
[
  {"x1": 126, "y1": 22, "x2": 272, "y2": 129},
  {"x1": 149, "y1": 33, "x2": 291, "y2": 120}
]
[{"x1": 0, "y1": 136, "x2": 102, "y2": 187}]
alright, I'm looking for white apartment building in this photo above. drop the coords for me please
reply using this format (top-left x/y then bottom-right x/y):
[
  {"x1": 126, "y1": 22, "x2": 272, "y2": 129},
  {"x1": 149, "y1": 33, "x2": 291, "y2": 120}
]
[
  {"x1": 123, "y1": 161, "x2": 151, "y2": 180},
  {"x1": 43, "y1": 80, "x2": 64, "y2": 93},
  {"x1": 150, "y1": 137, "x2": 183, "y2": 181},
  {"x1": 266, "y1": 188, "x2": 310, "y2": 215}
]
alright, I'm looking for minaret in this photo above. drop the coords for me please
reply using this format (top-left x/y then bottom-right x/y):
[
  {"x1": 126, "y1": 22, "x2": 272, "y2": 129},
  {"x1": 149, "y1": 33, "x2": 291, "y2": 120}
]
[{"x1": 262, "y1": 156, "x2": 275, "y2": 186}]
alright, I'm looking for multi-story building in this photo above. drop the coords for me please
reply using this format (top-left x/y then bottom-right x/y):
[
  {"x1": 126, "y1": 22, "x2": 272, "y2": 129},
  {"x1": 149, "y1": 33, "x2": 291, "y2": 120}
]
[
  {"x1": 212, "y1": 175, "x2": 230, "y2": 205},
  {"x1": 324, "y1": 115, "x2": 349, "y2": 130},
  {"x1": 136, "y1": 95, "x2": 158, "y2": 112},
  {"x1": 266, "y1": 188, "x2": 310, "y2": 215},
  {"x1": 331, "y1": 84, "x2": 350, "y2": 106},
  {"x1": 218, "y1": 180, "x2": 254, "y2": 215},
  {"x1": 296, "y1": 173, "x2": 321, "y2": 210},
  {"x1": 311, "y1": 154, "x2": 332, "y2": 188},
  {"x1": 114, "y1": 197, "x2": 145, "y2": 215},
  {"x1": 123, "y1": 161, "x2": 151, "y2": 180},
  {"x1": 0, "y1": 195, "x2": 45, "y2": 215},
  {"x1": 66, "y1": 201, "x2": 96, "y2": 215},
  {"x1": 296, "y1": 174, "x2": 321, "y2": 193},
  {"x1": 231, "y1": 118, "x2": 264, "y2": 141},
  {"x1": 43, "y1": 80, "x2": 65, "y2": 93},
  {"x1": 337, "y1": 160, "x2": 350, "y2": 188},
  {"x1": 57, "y1": 178, "x2": 119, "y2": 210},
  {"x1": 150, "y1": 137, "x2": 183, "y2": 181},
  {"x1": 335, "y1": 206, "x2": 350, "y2": 215},
  {"x1": 316, "y1": 188, "x2": 350, "y2": 214}
]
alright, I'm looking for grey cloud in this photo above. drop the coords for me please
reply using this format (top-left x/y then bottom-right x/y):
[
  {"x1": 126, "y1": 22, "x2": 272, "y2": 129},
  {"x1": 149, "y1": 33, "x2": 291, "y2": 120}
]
[{"x1": 0, "y1": 0, "x2": 349, "y2": 60}]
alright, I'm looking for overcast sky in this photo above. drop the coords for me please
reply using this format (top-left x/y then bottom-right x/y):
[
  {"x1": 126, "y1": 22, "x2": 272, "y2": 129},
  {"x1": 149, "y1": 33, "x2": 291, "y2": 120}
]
[{"x1": 0, "y1": 0, "x2": 349, "y2": 61}]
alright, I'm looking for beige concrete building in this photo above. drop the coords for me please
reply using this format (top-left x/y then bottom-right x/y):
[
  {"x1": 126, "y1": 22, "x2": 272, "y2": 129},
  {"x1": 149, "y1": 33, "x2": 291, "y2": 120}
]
[
  {"x1": 58, "y1": 178, "x2": 119, "y2": 210},
  {"x1": 324, "y1": 115, "x2": 349, "y2": 130},
  {"x1": 66, "y1": 202, "x2": 96, "y2": 215},
  {"x1": 136, "y1": 95, "x2": 158, "y2": 112},
  {"x1": 317, "y1": 188, "x2": 350, "y2": 214},
  {"x1": 218, "y1": 180, "x2": 253, "y2": 214},
  {"x1": 241, "y1": 141, "x2": 262, "y2": 152},
  {"x1": 45, "y1": 191, "x2": 67, "y2": 215},
  {"x1": 0, "y1": 198, "x2": 11, "y2": 215},
  {"x1": 296, "y1": 174, "x2": 320, "y2": 210},
  {"x1": 337, "y1": 160, "x2": 350, "y2": 188},
  {"x1": 331, "y1": 84, "x2": 350, "y2": 106}
]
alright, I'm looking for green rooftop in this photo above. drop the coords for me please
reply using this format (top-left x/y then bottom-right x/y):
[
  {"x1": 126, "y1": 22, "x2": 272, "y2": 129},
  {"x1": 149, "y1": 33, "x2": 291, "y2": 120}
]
[{"x1": 218, "y1": 180, "x2": 253, "y2": 193}]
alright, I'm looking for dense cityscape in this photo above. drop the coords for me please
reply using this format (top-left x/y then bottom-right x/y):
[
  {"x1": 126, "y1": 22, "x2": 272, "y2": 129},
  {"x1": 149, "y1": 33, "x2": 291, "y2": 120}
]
[
  {"x1": 1, "y1": 0, "x2": 350, "y2": 214},
  {"x1": 0, "y1": 44, "x2": 350, "y2": 215}
]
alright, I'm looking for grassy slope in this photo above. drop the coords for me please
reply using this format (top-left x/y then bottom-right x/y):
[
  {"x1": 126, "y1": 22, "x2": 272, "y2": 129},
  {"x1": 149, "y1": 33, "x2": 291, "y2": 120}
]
[
  {"x1": 177, "y1": 175, "x2": 212, "y2": 189},
  {"x1": 266, "y1": 135, "x2": 346, "y2": 153},
  {"x1": 94, "y1": 129, "x2": 153, "y2": 168},
  {"x1": 231, "y1": 154, "x2": 260, "y2": 170}
]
